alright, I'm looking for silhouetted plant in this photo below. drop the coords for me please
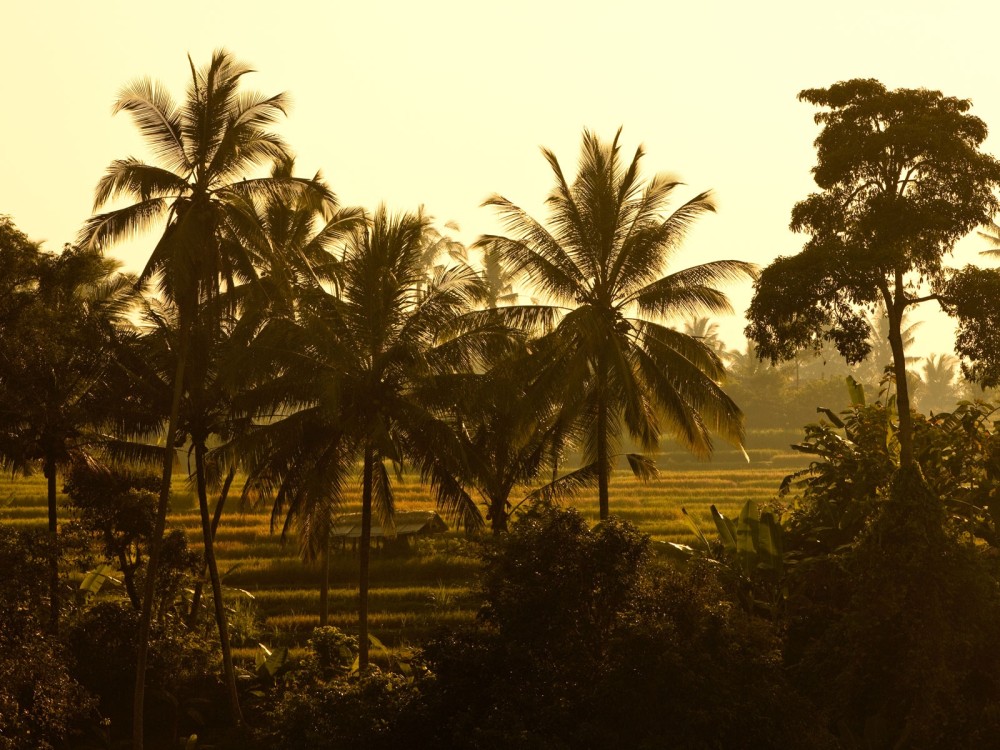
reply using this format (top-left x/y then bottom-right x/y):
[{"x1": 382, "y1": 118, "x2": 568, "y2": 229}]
[
  {"x1": 480, "y1": 129, "x2": 753, "y2": 520},
  {"x1": 82, "y1": 50, "x2": 335, "y2": 741}
]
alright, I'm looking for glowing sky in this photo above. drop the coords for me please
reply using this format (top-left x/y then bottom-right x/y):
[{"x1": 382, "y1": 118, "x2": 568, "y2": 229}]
[{"x1": 4, "y1": 0, "x2": 999, "y2": 354}]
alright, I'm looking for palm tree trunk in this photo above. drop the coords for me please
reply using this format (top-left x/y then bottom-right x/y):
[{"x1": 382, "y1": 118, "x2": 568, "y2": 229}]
[
  {"x1": 319, "y1": 527, "x2": 331, "y2": 627},
  {"x1": 44, "y1": 456, "x2": 59, "y2": 634},
  {"x1": 194, "y1": 440, "x2": 243, "y2": 728},
  {"x1": 491, "y1": 497, "x2": 507, "y2": 535},
  {"x1": 597, "y1": 355, "x2": 610, "y2": 521},
  {"x1": 359, "y1": 445, "x2": 374, "y2": 670},
  {"x1": 188, "y1": 465, "x2": 235, "y2": 627},
  {"x1": 133, "y1": 325, "x2": 189, "y2": 750},
  {"x1": 118, "y1": 548, "x2": 140, "y2": 610}
]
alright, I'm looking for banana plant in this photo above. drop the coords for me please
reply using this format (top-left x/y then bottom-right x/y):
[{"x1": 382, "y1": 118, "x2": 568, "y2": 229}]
[{"x1": 666, "y1": 500, "x2": 786, "y2": 618}]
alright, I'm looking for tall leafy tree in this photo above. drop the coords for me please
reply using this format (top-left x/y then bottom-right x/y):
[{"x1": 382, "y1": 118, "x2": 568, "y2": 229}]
[
  {"x1": 479, "y1": 130, "x2": 753, "y2": 520},
  {"x1": 243, "y1": 207, "x2": 495, "y2": 669},
  {"x1": 747, "y1": 79, "x2": 1000, "y2": 467},
  {"x1": 0, "y1": 231, "x2": 136, "y2": 634},
  {"x1": 81, "y1": 49, "x2": 331, "y2": 744}
]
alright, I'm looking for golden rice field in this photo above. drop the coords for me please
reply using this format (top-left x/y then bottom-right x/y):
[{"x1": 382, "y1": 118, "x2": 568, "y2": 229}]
[{"x1": 0, "y1": 455, "x2": 807, "y2": 659}]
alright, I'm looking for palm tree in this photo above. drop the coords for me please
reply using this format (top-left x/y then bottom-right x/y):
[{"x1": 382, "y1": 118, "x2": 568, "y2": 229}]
[
  {"x1": 918, "y1": 354, "x2": 959, "y2": 414},
  {"x1": 853, "y1": 305, "x2": 922, "y2": 391},
  {"x1": 978, "y1": 220, "x2": 1000, "y2": 258},
  {"x1": 80, "y1": 49, "x2": 331, "y2": 744},
  {"x1": 478, "y1": 129, "x2": 755, "y2": 520},
  {"x1": 192, "y1": 162, "x2": 360, "y2": 627},
  {"x1": 446, "y1": 347, "x2": 588, "y2": 534},
  {"x1": 0, "y1": 241, "x2": 137, "y2": 633},
  {"x1": 448, "y1": 240, "x2": 522, "y2": 308},
  {"x1": 683, "y1": 316, "x2": 725, "y2": 354},
  {"x1": 242, "y1": 207, "x2": 495, "y2": 669}
]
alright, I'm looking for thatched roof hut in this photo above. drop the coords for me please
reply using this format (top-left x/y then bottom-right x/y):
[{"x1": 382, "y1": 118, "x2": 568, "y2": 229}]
[{"x1": 330, "y1": 510, "x2": 448, "y2": 552}]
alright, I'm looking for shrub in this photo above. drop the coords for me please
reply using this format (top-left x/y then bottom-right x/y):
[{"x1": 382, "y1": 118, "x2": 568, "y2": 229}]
[
  {"x1": 259, "y1": 626, "x2": 421, "y2": 750},
  {"x1": 0, "y1": 527, "x2": 94, "y2": 750},
  {"x1": 788, "y1": 469, "x2": 1000, "y2": 748},
  {"x1": 411, "y1": 505, "x2": 831, "y2": 749}
]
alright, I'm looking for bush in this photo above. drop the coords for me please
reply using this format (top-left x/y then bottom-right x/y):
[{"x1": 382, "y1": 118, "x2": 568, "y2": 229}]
[
  {"x1": 66, "y1": 600, "x2": 219, "y2": 743},
  {"x1": 409, "y1": 505, "x2": 830, "y2": 749},
  {"x1": 789, "y1": 469, "x2": 1000, "y2": 748},
  {"x1": 259, "y1": 626, "x2": 421, "y2": 750},
  {"x1": 0, "y1": 527, "x2": 94, "y2": 750}
]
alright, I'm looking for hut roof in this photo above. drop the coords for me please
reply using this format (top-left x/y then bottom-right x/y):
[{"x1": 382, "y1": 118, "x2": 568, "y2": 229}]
[{"x1": 330, "y1": 510, "x2": 448, "y2": 539}]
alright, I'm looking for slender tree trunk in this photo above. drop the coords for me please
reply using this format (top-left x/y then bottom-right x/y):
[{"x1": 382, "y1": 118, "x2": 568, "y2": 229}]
[
  {"x1": 133, "y1": 326, "x2": 189, "y2": 750},
  {"x1": 491, "y1": 495, "x2": 508, "y2": 535},
  {"x1": 195, "y1": 440, "x2": 243, "y2": 728},
  {"x1": 319, "y1": 527, "x2": 331, "y2": 626},
  {"x1": 888, "y1": 311, "x2": 914, "y2": 467},
  {"x1": 188, "y1": 465, "x2": 235, "y2": 627},
  {"x1": 359, "y1": 445, "x2": 374, "y2": 670},
  {"x1": 118, "y1": 548, "x2": 140, "y2": 610},
  {"x1": 597, "y1": 355, "x2": 610, "y2": 521},
  {"x1": 44, "y1": 457, "x2": 59, "y2": 634},
  {"x1": 887, "y1": 277, "x2": 914, "y2": 468}
]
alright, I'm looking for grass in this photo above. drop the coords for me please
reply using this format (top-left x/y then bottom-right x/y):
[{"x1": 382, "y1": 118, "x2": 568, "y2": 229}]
[{"x1": 0, "y1": 456, "x2": 805, "y2": 657}]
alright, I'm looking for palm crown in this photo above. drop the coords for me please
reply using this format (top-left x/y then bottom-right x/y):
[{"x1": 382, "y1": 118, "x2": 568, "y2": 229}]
[{"x1": 80, "y1": 49, "x2": 333, "y2": 315}]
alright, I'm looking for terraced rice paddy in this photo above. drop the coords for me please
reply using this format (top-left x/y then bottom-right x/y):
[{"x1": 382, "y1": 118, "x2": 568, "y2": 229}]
[{"x1": 0, "y1": 455, "x2": 807, "y2": 659}]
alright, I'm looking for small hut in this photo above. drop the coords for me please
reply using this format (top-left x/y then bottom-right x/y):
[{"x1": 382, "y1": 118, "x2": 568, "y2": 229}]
[{"x1": 330, "y1": 510, "x2": 448, "y2": 554}]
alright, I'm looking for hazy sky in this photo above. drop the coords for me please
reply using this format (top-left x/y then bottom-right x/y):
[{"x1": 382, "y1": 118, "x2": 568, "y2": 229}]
[{"x1": 4, "y1": 0, "x2": 999, "y2": 354}]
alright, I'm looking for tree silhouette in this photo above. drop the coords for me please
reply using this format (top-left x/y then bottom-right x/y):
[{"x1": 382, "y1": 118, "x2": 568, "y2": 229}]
[
  {"x1": 242, "y1": 207, "x2": 495, "y2": 669},
  {"x1": 0, "y1": 233, "x2": 136, "y2": 634},
  {"x1": 81, "y1": 49, "x2": 332, "y2": 744},
  {"x1": 917, "y1": 354, "x2": 959, "y2": 414},
  {"x1": 479, "y1": 129, "x2": 753, "y2": 519},
  {"x1": 748, "y1": 79, "x2": 1000, "y2": 467}
]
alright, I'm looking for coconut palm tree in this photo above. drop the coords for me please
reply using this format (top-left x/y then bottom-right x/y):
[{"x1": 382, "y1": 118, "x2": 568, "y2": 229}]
[
  {"x1": 80, "y1": 49, "x2": 332, "y2": 744},
  {"x1": 683, "y1": 316, "x2": 725, "y2": 354},
  {"x1": 978, "y1": 220, "x2": 1000, "y2": 258},
  {"x1": 443, "y1": 345, "x2": 590, "y2": 534},
  {"x1": 478, "y1": 129, "x2": 755, "y2": 520},
  {"x1": 448, "y1": 240, "x2": 522, "y2": 308},
  {"x1": 0, "y1": 240, "x2": 137, "y2": 633},
  {"x1": 853, "y1": 305, "x2": 922, "y2": 391},
  {"x1": 918, "y1": 354, "x2": 959, "y2": 414},
  {"x1": 242, "y1": 207, "x2": 496, "y2": 669},
  {"x1": 188, "y1": 162, "x2": 361, "y2": 627}
]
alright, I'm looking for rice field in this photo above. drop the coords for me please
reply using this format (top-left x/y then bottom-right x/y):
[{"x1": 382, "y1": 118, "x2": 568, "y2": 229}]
[{"x1": 0, "y1": 453, "x2": 807, "y2": 659}]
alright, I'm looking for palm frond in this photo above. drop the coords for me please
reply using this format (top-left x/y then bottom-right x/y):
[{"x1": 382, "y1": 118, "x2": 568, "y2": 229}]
[
  {"x1": 625, "y1": 452, "x2": 660, "y2": 481},
  {"x1": 93, "y1": 160, "x2": 188, "y2": 209},
  {"x1": 112, "y1": 77, "x2": 188, "y2": 173},
  {"x1": 79, "y1": 199, "x2": 170, "y2": 251},
  {"x1": 523, "y1": 461, "x2": 601, "y2": 504}
]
